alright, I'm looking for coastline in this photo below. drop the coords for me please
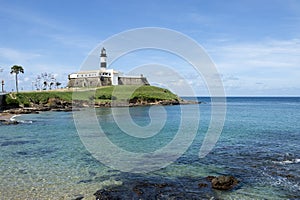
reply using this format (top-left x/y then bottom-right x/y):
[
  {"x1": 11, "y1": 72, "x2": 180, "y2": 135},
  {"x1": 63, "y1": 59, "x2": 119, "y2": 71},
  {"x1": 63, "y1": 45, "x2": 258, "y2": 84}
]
[
  {"x1": 1, "y1": 98, "x2": 199, "y2": 113},
  {"x1": 1, "y1": 86, "x2": 199, "y2": 119},
  {"x1": 0, "y1": 113, "x2": 20, "y2": 125},
  {"x1": 0, "y1": 112, "x2": 15, "y2": 121},
  {"x1": 0, "y1": 99, "x2": 199, "y2": 125}
]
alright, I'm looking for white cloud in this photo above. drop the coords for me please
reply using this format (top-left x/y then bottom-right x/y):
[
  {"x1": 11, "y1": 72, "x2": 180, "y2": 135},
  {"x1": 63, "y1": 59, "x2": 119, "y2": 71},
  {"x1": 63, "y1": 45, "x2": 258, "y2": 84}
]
[
  {"x1": 0, "y1": 48, "x2": 41, "y2": 64},
  {"x1": 211, "y1": 38, "x2": 300, "y2": 70},
  {"x1": 183, "y1": 13, "x2": 214, "y2": 25},
  {"x1": 0, "y1": 3, "x2": 97, "y2": 51},
  {"x1": 203, "y1": 38, "x2": 300, "y2": 95}
]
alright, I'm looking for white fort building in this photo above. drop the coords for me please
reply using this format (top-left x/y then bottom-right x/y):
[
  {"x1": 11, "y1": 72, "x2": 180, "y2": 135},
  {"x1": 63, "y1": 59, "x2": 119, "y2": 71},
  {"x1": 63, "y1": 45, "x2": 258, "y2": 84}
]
[{"x1": 67, "y1": 48, "x2": 149, "y2": 88}]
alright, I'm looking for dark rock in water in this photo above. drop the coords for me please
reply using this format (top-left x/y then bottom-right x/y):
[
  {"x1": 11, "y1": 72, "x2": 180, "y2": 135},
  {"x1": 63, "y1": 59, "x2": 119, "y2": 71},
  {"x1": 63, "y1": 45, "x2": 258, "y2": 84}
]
[
  {"x1": 1, "y1": 120, "x2": 19, "y2": 125},
  {"x1": 132, "y1": 182, "x2": 174, "y2": 199},
  {"x1": 206, "y1": 176, "x2": 216, "y2": 181},
  {"x1": 94, "y1": 187, "x2": 124, "y2": 200},
  {"x1": 198, "y1": 182, "x2": 208, "y2": 188},
  {"x1": 94, "y1": 176, "x2": 215, "y2": 200},
  {"x1": 210, "y1": 175, "x2": 239, "y2": 190}
]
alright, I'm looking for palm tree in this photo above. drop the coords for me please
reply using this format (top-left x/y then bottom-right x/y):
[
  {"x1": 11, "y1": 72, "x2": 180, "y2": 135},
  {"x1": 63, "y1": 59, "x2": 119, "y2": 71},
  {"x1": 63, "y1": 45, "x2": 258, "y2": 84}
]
[
  {"x1": 10, "y1": 65, "x2": 24, "y2": 93},
  {"x1": 55, "y1": 82, "x2": 62, "y2": 89},
  {"x1": 49, "y1": 82, "x2": 54, "y2": 90},
  {"x1": 43, "y1": 81, "x2": 47, "y2": 90}
]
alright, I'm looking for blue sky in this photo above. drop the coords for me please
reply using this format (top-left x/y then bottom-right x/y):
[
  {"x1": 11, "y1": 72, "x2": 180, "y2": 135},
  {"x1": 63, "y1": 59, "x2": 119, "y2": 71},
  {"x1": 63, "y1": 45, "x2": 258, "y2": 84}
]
[{"x1": 0, "y1": 0, "x2": 299, "y2": 96}]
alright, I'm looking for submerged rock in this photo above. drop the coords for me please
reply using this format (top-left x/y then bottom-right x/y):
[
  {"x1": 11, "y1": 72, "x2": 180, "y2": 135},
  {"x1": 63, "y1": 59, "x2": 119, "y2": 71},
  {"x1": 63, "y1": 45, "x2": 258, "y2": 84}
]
[
  {"x1": 94, "y1": 176, "x2": 215, "y2": 200},
  {"x1": 94, "y1": 187, "x2": 125, "y2": 200},
  {"x1": 198, "y1": 183, "x2": 208, "y2": 188},
  {"x1": 210, "y1": 175, "x2": 239, "y2": 190}
]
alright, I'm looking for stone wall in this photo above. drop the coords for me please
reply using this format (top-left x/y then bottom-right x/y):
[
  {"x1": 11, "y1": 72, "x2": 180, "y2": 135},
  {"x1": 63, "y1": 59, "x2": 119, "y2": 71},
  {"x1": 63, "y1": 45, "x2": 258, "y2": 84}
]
[
  {"x1": 67, "y1": 76, "x2": 149, "y2": 87},
  {"x1": 118, "y1": 77, "x2": 149, "y2": 85},
  {"x1": 67, "y1": 77, "x2": 111, "y2": 88}
]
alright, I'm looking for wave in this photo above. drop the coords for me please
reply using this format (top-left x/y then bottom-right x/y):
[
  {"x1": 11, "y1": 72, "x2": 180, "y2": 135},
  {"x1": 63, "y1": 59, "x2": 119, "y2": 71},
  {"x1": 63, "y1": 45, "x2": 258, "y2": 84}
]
[
  {"x1": 9, "y1": 115, "x2": 33, "y2": 124},
  {"x1": 9, "y1": 115, "x2": 21, "y2": 121},
  {"x1": 272, "y1": 158, "x2": 300, "y2": 165},
  {"x1": 17, "y1": 120, "x2": 33, "y2": 124}
]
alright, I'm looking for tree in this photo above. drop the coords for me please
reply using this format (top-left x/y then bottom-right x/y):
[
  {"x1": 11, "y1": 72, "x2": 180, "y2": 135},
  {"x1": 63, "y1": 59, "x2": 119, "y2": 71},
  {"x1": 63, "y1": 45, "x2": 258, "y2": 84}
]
[
  {"x1": 43, "y1": 81, "x2": 47, "y2": 90},
  {"x1": 34, "y1": 73, "x2": 59, "y2": 91},
  {"x1": 55, "y1": 82, "x2": 62, "y2": 89},
  {"x1": 10, "y1": 65, "x2": 24, "y2": 93},
  {"x1": 49, "y1": 82, "x2": 54, "y2": 90}
]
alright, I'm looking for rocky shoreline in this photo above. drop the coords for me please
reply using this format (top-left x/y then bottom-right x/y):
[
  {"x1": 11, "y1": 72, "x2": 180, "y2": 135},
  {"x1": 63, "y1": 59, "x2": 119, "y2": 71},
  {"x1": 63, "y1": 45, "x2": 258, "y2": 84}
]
[{"x1": 0, "y1": 98, "x2": 198, "y2": 125}]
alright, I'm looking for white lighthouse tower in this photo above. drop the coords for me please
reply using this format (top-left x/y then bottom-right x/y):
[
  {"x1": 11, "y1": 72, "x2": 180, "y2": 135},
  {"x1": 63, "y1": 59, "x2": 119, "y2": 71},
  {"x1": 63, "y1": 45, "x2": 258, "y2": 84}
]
[{"x1": 100, "y1": 47, "x2": 107, "y2": 69}]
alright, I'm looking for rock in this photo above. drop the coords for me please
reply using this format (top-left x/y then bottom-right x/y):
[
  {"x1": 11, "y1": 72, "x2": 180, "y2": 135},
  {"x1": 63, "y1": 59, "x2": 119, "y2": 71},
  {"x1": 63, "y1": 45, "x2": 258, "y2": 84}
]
[
  {"x1": 206, "y1": 176, "x2": 216, "y2": 181},
  {"x1": 51, "y1": 107, "x2": 73, "y2": 112},
  {"x1": 47, "y1": 97, "x2": 70, "y2": 108},
  {"x1": 1, "y1": 120, "x2": 19, "y2": 125},
  {"x1": 210, "y1": 175, "x2": 239, "y2": 190},
  {"x1": 94, "y1": 187, "x2": 123, "y2": 200},
  {"x1": 198, "y1": 183, "x2": 208, "y2": 188},
  {"x1": 94, "y1": 176, "x2": 217, "y2": 199}
]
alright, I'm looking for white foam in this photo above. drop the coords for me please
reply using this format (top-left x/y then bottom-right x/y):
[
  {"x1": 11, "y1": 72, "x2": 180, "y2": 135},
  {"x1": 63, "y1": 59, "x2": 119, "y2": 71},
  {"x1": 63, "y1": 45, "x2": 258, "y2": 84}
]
[
  {"x1": 273, "y1": 158, "x2": 300, "y2": 165},
  {"x1": 9, "y1": 115, "x2": 32, "y2": 124},
  {"x1": 10, "y1": 115, "x2": 21, "y2": 121},
  {"x1": 18, "y1": 120, "x2": 33, "y2": 124}
]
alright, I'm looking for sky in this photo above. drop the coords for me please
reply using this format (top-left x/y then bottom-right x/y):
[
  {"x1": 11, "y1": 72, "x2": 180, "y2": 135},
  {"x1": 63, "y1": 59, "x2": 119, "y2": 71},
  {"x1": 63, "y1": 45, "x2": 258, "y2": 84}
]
[{"x1": 0, "y1": 0, "x2": 299, "y2": 96}]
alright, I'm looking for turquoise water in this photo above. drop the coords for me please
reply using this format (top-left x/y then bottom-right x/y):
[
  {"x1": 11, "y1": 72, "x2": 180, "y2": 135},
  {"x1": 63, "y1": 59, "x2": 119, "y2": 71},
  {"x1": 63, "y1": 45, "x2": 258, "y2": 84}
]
[{"x1": 0, "y1": 97, "x2": 299, "y2": 199}]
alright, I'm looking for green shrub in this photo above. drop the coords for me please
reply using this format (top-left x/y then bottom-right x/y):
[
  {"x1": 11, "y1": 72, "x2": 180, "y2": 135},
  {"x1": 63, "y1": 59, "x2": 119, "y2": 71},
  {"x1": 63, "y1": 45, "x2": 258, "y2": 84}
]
[
  {"x1": 5, "y1": 96, "x2": 19, "y2": 106},
  {"x1": 22, "y1": 102, "x2": 30, "y2": 107}
]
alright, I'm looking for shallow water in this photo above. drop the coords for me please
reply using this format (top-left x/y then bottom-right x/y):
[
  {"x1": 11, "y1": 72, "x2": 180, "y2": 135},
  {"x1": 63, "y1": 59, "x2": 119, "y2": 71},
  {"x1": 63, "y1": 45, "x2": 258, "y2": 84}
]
[{"x1": 0, "y1": 97, "x2": 299, "y2": 199}]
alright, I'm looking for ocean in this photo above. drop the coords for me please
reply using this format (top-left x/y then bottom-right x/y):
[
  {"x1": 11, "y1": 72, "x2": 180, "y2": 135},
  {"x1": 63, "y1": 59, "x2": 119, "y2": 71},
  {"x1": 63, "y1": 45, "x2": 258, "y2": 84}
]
[{"x1": 0, "y1": 97, "x2": 299, "y2": 199}]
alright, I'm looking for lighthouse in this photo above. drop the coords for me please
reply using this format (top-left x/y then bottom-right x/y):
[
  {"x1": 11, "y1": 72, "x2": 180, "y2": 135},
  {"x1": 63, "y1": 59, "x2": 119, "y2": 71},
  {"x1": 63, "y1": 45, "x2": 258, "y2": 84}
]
[
  {"x1": 67, "y1": 47, "x2": 149, "y2": 88},
  {"x1": 100, "y1": 47, "x2": 107, "y2": 69}
]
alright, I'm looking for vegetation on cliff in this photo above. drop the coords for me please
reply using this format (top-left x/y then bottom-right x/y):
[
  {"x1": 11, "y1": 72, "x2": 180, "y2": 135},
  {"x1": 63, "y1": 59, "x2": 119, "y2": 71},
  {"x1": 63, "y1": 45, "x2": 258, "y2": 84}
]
[{"x1": 4, "y1": 86, "x2": 181, "y2": 108}]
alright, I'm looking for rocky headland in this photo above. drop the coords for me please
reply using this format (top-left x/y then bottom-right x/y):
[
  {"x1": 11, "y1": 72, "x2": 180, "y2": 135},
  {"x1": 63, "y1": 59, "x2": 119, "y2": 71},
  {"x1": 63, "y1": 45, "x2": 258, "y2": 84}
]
[{"x1": 0, "y1": 86, "x2": 198, "y2": 125}]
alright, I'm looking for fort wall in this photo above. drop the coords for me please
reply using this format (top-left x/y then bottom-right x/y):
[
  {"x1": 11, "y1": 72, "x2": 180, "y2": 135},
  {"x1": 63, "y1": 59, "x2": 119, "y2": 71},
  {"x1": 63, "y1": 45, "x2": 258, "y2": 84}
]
[
  {"x1": 67, "y1": 76, "x2": 149, "y2": 88},
  {"x1": 118, "y1": 77, "x2": 149, "y2": 86},
  {"x1": 67, "y1": 77, "x2": 111, "y2": 88}
]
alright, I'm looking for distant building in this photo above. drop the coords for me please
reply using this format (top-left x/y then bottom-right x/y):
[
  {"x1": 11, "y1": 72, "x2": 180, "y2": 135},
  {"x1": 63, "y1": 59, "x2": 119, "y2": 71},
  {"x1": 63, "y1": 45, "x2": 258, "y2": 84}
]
[{"x1": 67, "y1": 48, "x2": 149, "y2": 88}]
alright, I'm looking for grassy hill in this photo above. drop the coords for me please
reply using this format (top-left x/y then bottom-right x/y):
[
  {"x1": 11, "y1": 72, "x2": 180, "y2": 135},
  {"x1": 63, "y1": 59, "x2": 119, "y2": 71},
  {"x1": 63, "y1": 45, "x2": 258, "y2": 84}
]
[{"x1": 4, "y1": 86, "x2": 181, "y2": 108}]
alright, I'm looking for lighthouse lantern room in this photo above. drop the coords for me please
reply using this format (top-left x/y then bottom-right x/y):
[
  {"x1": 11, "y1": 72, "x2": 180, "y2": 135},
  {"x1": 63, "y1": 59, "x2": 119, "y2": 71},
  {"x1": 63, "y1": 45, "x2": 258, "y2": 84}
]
[{"x1": 100, "y1": 47, "x2": 107, "y2": 69}]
